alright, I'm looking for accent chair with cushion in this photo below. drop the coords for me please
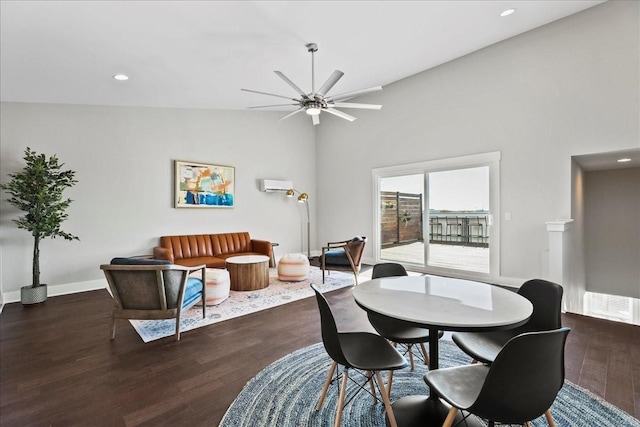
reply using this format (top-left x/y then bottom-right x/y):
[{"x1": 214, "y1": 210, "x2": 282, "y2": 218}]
[
  {"x1": 101, "y1": 257, "x2": 207, "y2": 341},
  {"x1": 321, "y1": 236, "x2": 366, "y2": 285}
]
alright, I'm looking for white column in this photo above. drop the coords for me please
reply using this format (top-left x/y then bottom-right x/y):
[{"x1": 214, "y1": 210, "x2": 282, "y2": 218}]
[{"x1": 545, "y1": 219, "x2": 583, "y2": 313}]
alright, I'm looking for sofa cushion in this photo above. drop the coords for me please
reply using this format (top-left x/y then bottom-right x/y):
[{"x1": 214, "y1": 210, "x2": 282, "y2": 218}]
[
  {"x1": 176, "y1": 256, "x2": 226, "y2": 269},
  {"x1": 111, "y1": 257, "x2": 171, "y2": 265}
]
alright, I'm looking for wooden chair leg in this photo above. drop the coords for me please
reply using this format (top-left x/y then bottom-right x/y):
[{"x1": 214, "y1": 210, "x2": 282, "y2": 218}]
[
  {"x1": 407, "y1": 344, "x2": 415, "y2": 370},
  {"x1": 174, "y1": 312, "x2": 181, "y2": 341},
  {"x1": 317, "y1": 361, "x2": 337, "y2": 410},
  {"x1": 374, "y1": 371, "x2": 399, "y2": 427},
  {"x1": 419, "y1": 342, "x2": 429, "y2": 365},
  {"x1": 368, "y1": 371, "x2": 377, "y2": 404},
  {"x1": 443, "y1": 407, "x2": 458, "y2": 427},
  {"x1": 544, "y1": 409, "x2": 556, "y2": 426},
  {"x1": 334, "y1": 368, "x2": 349, "y2": 427},
  {"x1": 471, "y1": 359, "x2": 478, "y2": 364},
  {"x1": 110, "y1": 314, "x2": 116, "y2": 340},
  {"x1": 386, "y1": 370, "x2": 394, "y2": 398}
]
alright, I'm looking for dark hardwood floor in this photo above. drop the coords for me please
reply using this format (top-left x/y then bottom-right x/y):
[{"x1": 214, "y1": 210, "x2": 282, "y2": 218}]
[{"x1": 1, "y1": 285, "x2": 638, "y2": 426}]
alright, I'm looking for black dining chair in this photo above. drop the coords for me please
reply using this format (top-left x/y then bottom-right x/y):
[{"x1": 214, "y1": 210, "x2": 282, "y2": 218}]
[
  {"x1": 452, "y1": 279, "x2": 564, "y2": 365},
  {"x1": 451, "y1": 278, "x2": 563, "y2": 424},
  {"x1": 311, "y1": 284, "x2": 408, "y2": 427},
  {"x1": 425, "y1": 327, "x2": 571, "y2": 427},
  {"x1": 366, "y1": 264, "x2": 443, "y2": 379}
]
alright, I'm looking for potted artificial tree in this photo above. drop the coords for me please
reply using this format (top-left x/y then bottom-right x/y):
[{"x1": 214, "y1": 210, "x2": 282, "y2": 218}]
[{"x1": 0, "y1": 147, "x2": 79, "y2": 304}]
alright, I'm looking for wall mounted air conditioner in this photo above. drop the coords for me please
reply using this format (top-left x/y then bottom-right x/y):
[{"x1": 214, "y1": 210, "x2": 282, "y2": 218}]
[{"x1": 260, "y1": 179, "x2": 293, "y2": 192}]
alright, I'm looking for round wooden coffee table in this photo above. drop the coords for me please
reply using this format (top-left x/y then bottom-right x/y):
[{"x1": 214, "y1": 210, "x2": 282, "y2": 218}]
[{"x1": 225, "y1": 255, "x2": 270, "y2": 291}]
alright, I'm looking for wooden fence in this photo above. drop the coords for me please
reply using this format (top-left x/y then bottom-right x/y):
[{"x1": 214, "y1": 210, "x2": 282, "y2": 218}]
[{"x1": 380, "y1": 191, "x2": 423, "y2": 246}]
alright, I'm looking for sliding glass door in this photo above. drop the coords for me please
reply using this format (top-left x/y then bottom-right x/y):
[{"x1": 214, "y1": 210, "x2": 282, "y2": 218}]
[{"x1": 374, "y1": 152, "x2": 500, "y2": 280}]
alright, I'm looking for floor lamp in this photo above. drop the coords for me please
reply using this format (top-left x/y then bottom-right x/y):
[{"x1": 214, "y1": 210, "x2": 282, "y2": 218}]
[{"x1": 286, "y1": 189, "x2": 310, "y2": 259}]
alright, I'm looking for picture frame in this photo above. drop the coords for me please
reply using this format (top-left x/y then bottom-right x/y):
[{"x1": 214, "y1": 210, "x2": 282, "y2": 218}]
[{"x1": 174, "y1": 160, "x2": 235, "y2": 208}]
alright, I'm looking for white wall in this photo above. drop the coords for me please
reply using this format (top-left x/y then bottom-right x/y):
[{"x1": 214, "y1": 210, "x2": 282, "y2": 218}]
[
  {"x1": 1, "y1": 1, "x2": 638, "y2": 303},
  {"x1": 584, "y1": 167, "x2": 640, "y2": 298},
  {"x1": 315, "y1": 0, "x2": 639, "y2": 284},
  {"x1": 0, "y1": 103, "x2": 316, "y2": 301}
]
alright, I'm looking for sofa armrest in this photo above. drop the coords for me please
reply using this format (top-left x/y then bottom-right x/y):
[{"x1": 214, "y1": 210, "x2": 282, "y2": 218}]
[
  {"x1": 153, "y1": 246, "x2": 174, "y2": 263},
  {"x1": 251, "y1": 239, "x2": 272, "y2": 258}
]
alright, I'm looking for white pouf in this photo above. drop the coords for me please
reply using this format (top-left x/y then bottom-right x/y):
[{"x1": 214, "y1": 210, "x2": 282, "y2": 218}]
[
  {"x1": 202, "y1": 268, "x2": 230, "y2": 305},
  {"x1": 277, "y1": 253, "x2": 310, "y2": 282}
]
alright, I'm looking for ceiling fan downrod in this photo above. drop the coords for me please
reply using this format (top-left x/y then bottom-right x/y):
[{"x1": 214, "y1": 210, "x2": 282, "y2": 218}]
[{"x1": 306, "y1": 43, "x2": 318, "y2": 95}]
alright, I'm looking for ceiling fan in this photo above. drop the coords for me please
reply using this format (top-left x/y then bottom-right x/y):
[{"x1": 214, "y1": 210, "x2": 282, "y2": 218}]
[{"x1": 241, "y1": 43, "x2": 382, "y2": 126}]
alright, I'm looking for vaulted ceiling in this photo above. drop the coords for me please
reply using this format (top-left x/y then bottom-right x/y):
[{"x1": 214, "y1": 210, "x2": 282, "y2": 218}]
[{"x1": 1, "y1": 1, "x2": 605, "y2": 111}]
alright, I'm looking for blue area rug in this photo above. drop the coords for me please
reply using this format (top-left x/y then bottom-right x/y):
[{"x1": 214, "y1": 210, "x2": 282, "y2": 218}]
[{"x1": 220, "y1": 340, "x2": 639, "y2": 427}]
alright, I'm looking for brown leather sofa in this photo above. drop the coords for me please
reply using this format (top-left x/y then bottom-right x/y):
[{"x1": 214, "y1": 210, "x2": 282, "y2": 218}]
[{"x1": 153, "y1": 232, "x2": 272, "y2": 268}]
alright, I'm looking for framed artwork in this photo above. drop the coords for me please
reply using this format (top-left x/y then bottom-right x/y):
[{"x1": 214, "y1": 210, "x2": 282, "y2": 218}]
[{"x1": 174, "y1": 160, "x2": 235, "y2": 208}]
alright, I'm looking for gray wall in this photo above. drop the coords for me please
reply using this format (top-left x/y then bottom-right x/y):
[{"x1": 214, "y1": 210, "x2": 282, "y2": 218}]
[
  {"x1": 1, "y1": 1, "x2": 638, "y2": 302},
  {"x1": 315, "y1": 1, "x2": 638, "y2": 285},
  {"x1": 1, "y1": 104, "x2": 316, "y2": 300},
  {"x1": 584, "y1": 167, "x2": 640, "y2": 298}
]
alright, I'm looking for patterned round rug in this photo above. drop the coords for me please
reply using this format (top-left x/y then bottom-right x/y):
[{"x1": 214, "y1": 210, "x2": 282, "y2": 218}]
[{"x1": 220, "y1": 340, "x2": 639, "y2": 427}]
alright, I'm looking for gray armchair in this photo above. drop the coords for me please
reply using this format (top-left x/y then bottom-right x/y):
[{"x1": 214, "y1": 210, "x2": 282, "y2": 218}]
[{"x1": 100, "y1": 258, "x2": 207, "y2": 341}]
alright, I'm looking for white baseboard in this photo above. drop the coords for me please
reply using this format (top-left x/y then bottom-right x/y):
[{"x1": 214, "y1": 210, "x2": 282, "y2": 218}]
[{"x1": 2, "y1": 279, "x2": 107, "y2": 304}]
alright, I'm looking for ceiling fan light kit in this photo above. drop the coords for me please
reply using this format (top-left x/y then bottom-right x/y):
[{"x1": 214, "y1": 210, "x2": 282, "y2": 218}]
[{"x1": 241, "y1": 43, "x2": 382, "y2": 125}]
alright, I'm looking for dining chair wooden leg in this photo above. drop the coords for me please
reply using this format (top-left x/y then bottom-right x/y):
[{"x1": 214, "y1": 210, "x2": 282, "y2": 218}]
[
  {"x1": 544, "y1": 409, "x2": 556, "y2": 426},
  {"x1": 368, "y1": 371, "x2": 377, "y2": 404},
  {"x1": 374, "y1": 371, "x2": 398, "y2": 427},
  {"x1": 419, "y1": 342, "x2": 429, "y2": 365},
  {"x1": 316, "y1": 361, "x2": 337, "y2": 410},
  {"x1": 386, "y1": 370, "x2": 394, "y2": 398},
  {"x1": 407, "y1": 344, "x2": 415, "y2": 370},
  {"x1": 442, "y1": 407, "x2": 458, "y2": 427},
  {"x1": 334, "y1": 368, "x2": 349, "y2": 427},
  {"x1": 471, "y1": 359, "x2": 478, "y2": 364}
]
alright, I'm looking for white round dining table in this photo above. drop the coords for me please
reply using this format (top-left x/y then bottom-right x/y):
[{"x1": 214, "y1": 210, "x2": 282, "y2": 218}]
[{"x1": 352, "y1": 275, "x2": 533, "y2": 427}]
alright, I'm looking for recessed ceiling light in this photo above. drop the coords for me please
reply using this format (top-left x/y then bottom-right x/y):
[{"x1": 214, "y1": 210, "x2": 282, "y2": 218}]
[
  {"x1": 113, "y1": 74, "x2": 129, "y2": 81},
  {"x1": 500, "y1": 8, "x2": 516, "y2": 17},
  {"x1": 617, "y1": 158, "x2": 632, "y2": 163}
]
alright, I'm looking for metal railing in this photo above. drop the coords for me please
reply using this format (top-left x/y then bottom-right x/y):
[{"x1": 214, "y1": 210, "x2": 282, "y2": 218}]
[{"x1": 429, "y1": 214, "x2": 489, "y2": 247}]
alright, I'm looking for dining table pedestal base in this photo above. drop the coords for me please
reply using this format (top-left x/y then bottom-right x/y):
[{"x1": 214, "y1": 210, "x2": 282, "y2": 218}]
[{"x1": 387, "y1": 395, "x2": 484, "y2": 427}]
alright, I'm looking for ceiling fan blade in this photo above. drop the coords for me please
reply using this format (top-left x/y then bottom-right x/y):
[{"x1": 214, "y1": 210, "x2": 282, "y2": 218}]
[
  {"x1": 326, "y1": 86, "x2": 383, "y2": 102},
  {"x1": 331, "y1": 102, "x2": 382, "y2": 110},
  {"x1": 248, "y1": 103, "x2": 299, "y2": 109},
  {"x1": 274, "y1": 71, "x2": 310, "y2": 100},
  {"x1": 241, "y1": 88, "x2": 298, "y2": 101},
  {"x1": 323, "y1": 108, "x2": 357, "y2": 122},
  {"x1": 280, "y1": 108, "x2": 305, "y2": 121},
  {"x1": 316, "y1": 70, "x2": 344, "y2": 97},
  {"x1": 312, "y1": 114, "x2": 320, "y2": 126}
]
